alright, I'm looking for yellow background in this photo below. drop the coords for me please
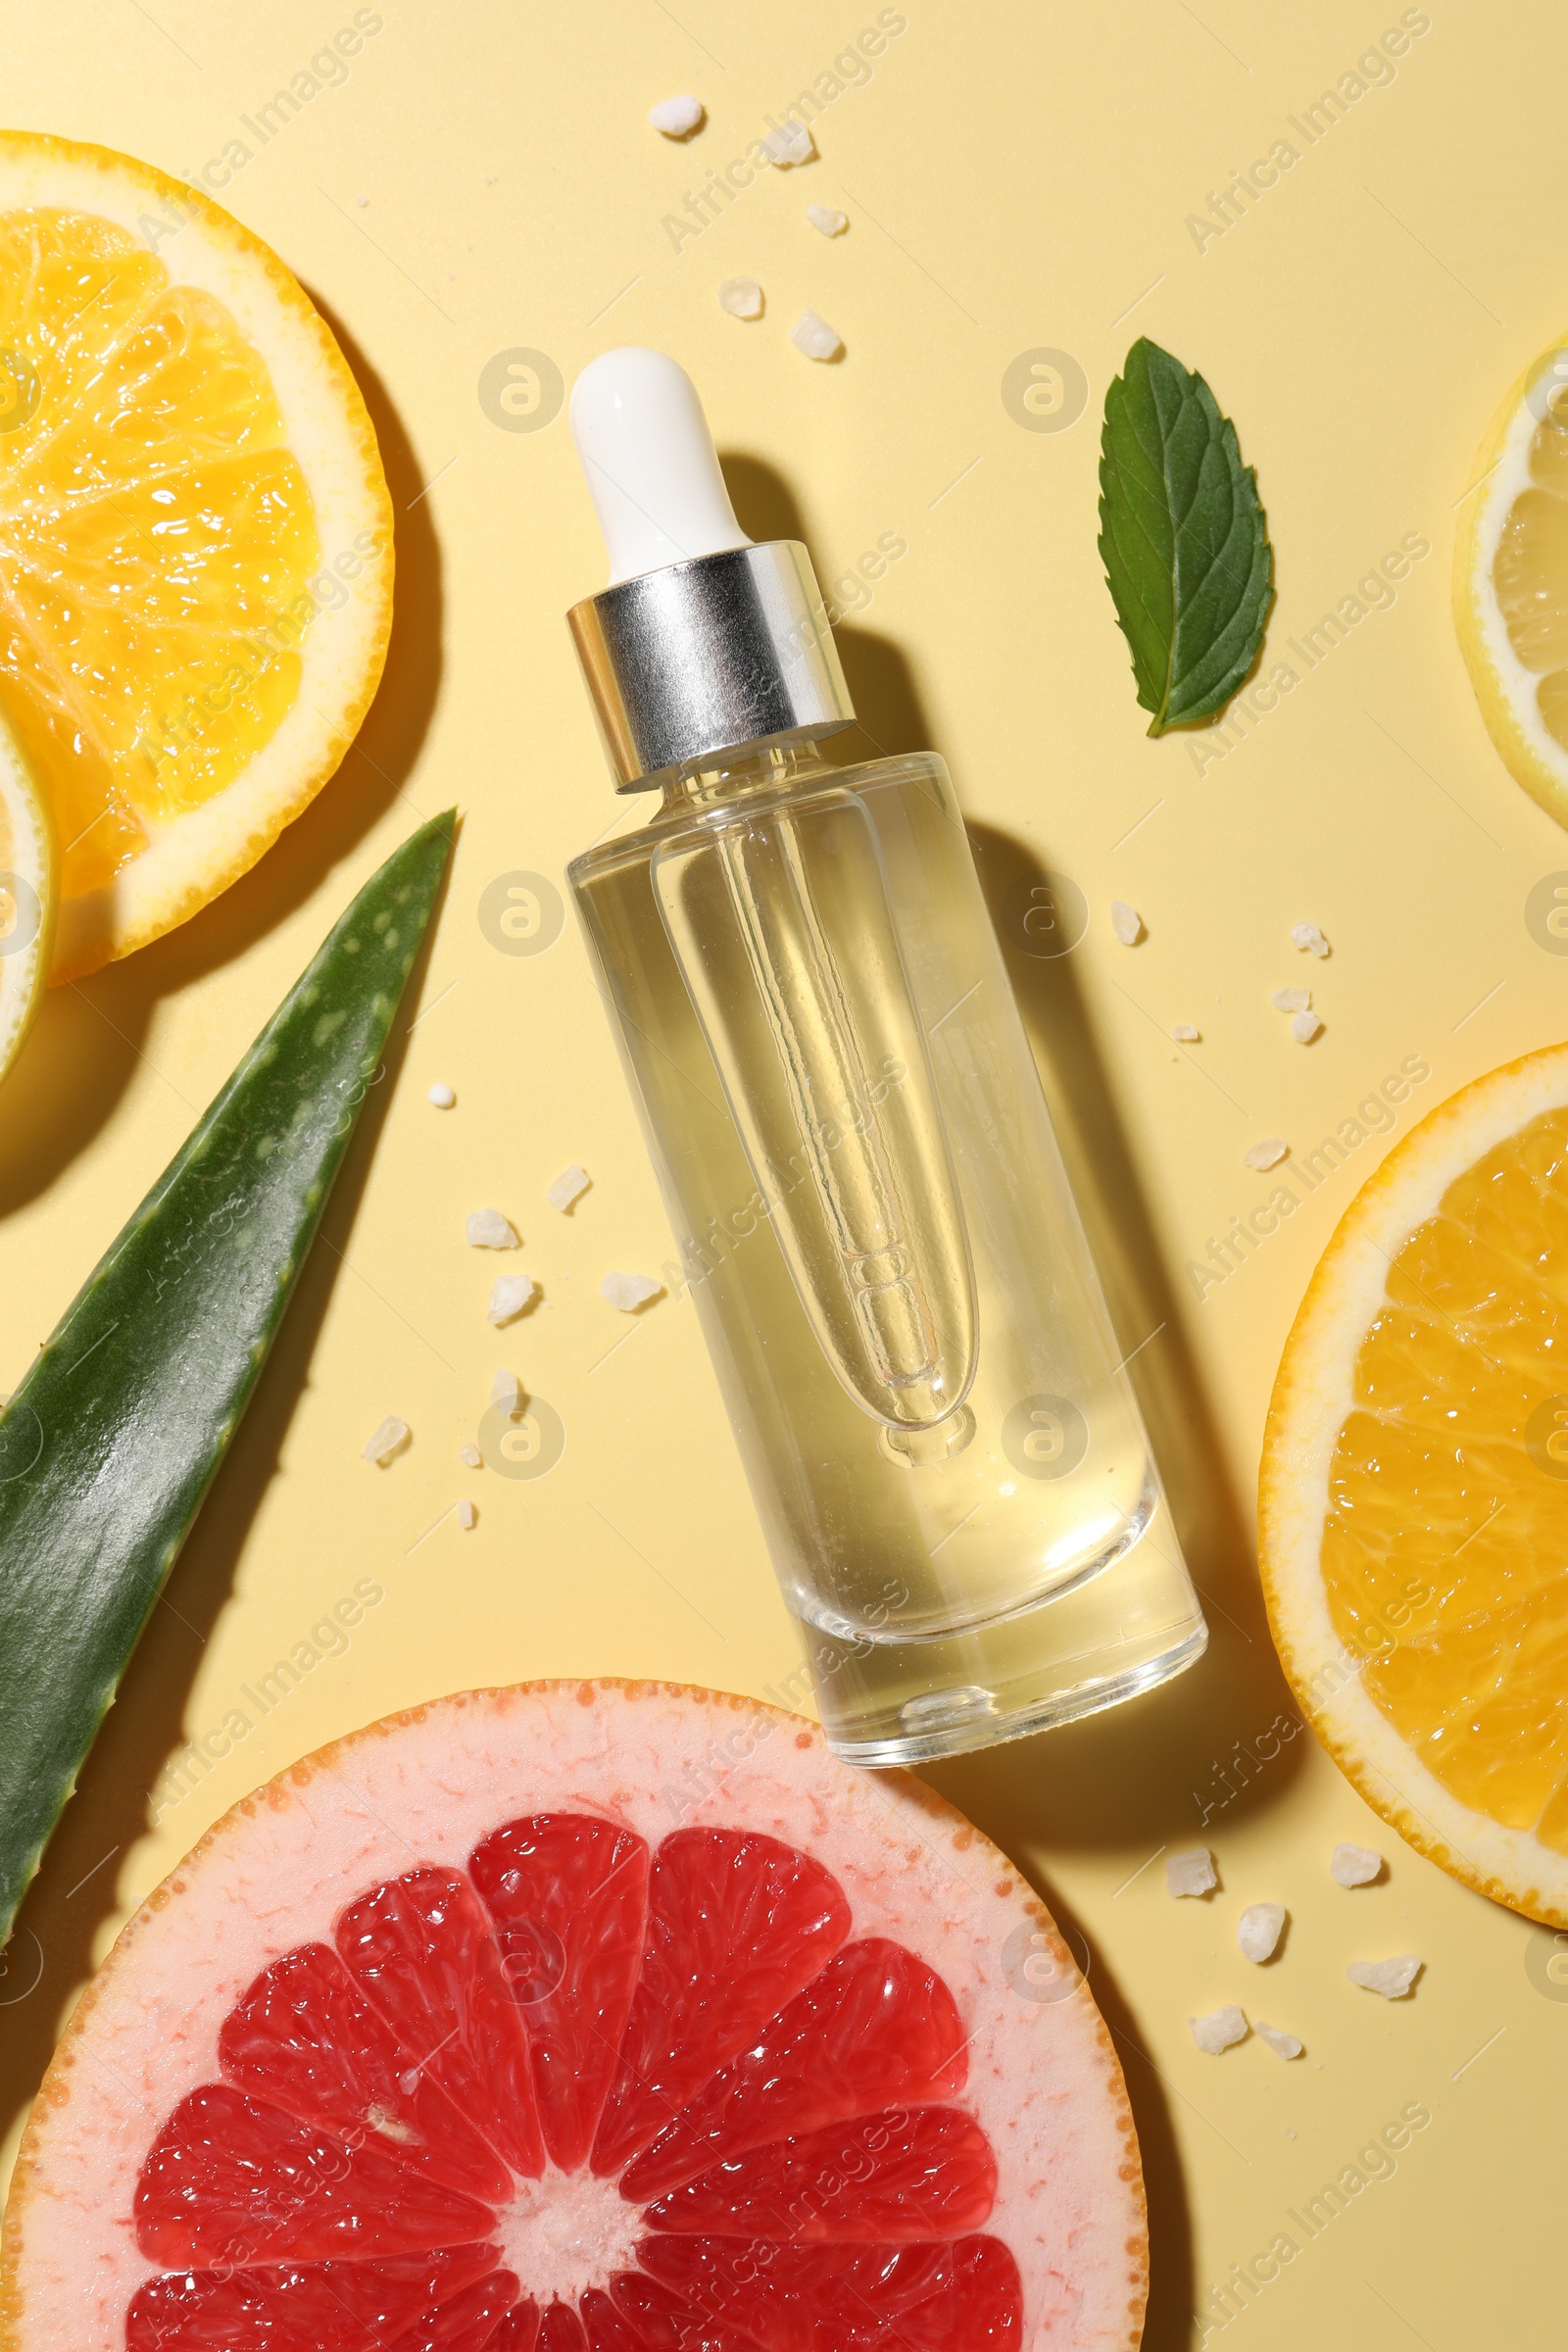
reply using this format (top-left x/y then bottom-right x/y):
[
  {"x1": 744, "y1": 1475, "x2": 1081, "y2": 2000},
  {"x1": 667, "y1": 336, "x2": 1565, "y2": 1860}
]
[{"x1": 1, "y1": 3, "x2": 1565, "y2": 2343}]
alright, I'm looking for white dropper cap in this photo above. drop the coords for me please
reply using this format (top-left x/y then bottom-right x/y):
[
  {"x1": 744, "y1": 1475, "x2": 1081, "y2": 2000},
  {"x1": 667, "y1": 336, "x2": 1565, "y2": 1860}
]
[{"x1": 569, "y1": 346, "x2": 753, "y2": 585}]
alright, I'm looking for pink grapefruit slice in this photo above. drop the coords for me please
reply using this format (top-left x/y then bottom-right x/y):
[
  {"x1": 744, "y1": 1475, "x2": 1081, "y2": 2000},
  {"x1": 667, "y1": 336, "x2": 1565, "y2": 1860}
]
[{"x1": 0, "y1": 1681, "x2": 1145, "y2": 2349}]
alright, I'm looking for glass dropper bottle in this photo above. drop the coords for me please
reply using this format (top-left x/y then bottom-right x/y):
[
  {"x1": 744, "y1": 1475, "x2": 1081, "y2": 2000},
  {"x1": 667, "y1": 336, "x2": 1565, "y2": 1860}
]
[{"x1": 564, "y1": 347, "x2": 1206, "y2": 1764}]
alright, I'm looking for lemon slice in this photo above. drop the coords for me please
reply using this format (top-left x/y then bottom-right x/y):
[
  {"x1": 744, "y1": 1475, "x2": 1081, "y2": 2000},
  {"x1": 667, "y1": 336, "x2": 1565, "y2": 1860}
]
[
  {"x1": 0, "y1": 131, "x2": 392, "y2": 981},
  {"x1": 0, "y1": 711, "x2": 53, "y2": 1080},
  {"x1": 1455, "y1": 335, "x2": 1568, "y2": 827},
  {"x1": 1260, "y1": 1043, "x2": 1568, "y2": 1928}
]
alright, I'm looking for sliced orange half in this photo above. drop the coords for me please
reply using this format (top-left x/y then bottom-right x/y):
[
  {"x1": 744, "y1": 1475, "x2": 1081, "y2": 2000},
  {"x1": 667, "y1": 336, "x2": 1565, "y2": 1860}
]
[
  {"x1": 1261, "y1": 1043, "x2": 1568, "y2": 1928},
  {"x1": 0, "y1": 130, "x2": 392, "y2": 980}
]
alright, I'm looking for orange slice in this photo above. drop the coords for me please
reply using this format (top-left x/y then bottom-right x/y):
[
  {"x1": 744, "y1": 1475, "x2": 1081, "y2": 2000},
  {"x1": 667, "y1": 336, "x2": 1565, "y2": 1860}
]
[
  {"x1": 0, "y1": 131, "x2": 392, "y2": 980},
  {"x1": 1261, "y1": 1043, "x2": 1568, "y2": 1927},
  {"x1": 1455, "y1": 331, "x2": 1568, "y2": 828}
]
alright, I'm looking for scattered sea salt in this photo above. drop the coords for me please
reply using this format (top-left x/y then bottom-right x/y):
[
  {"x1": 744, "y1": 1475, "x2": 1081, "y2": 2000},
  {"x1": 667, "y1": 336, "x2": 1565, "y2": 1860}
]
[
  {"x1": 363, "y1": 1416, "x2": 410, "y2": 1467},
  {"x1": 1109, "y1": 900, "x2": 1144, "y2": 946},
  {"x1": 807, "y1": 202, "x2": 848, "y2": 235},
  {"x1": 718, "y1": 276, "x2": 763, "y2": 319},
  {"x1": 1255, "y1": 2021, "x2": 1303, "y2": 2059},
  {"x1": 459, "y1": 1443, "x2": 482, "y2": 1468},
  {"x1": 762, "y1": 118, "x2": 814, "y2": 166},
  {"x1": 1245, "y1": 1138, "x2": 1289, "y2": 1172},
  {"x1": 1171, "y1": 1022, "x2": 1200, "y2": 1042},
  {"x1": 491, "y1": 1368, "x2": 523, "y2": 1417},
  {"x1": 791, "y1": 310, "x2": 843, "y2": 361},
  {"x1": 547, "y1": 1164, "x2": 591, "y2": 1213},
  {"x1": 1238, "y1": 1902, "x2": 1286, "y2": 1963},
  {"x1": 1292, "y1": 921, "x2": 1331, "y2": 957},
  {"x1": 1348, "y1": 1955, "x2": 1422, "y2": 1998},
  {"x1": 601, "y1": 1269, "x2": 663, "y2": 1312},
  {"x1": 1166, "y1": 1847, "x2": 1217, "y2": 1898},
  {"x1": 1332, "y1": 1841, "x2": 1383, "y2": 1886},
  {"x1": 458, "y1": 1497, "x2": 477, "y2": 1530},
  {"x1": 466, "y1": 1208, "x2": 518, "y2": 1250},
  {"x1": 648, "y1": 93, "x2": 704, "y2": 137},
  {"x1": 1292, "y1": 1008, "x2": 1324, "y2": 1044},
  {"x1": 1190, "y1": 2005, "x2": 1249, "y2": 2055},
  {"x1": 488, "y1": 1274, "x2": 539, "y2": 1325},
  {"x1": 427, "y1": 1082, "x2": 456, "y2": 1108},
  {"x1": 1271, "y1": 988, "x2": 1310, "y2": 1014}
]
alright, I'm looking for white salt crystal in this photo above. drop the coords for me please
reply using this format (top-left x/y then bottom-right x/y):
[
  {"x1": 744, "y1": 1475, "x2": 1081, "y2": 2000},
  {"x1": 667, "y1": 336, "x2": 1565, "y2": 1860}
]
[
  {"x1": 718, "y1": 276, "x2": 763, "y2": 319},
  {"x1": 1292, "y1": 1008, "x2": 1324, "y2": 1044},
  {"x1": 791, "y1": 310, "x2": 843, "y2": 361},
  {"x1": 1171, "y1": 1022, "x2": 1200, "y2": 1042},
  {"x1": 459, "y1": 1443, "x2": 482, "y2": 1468},
  {"x1": 466, "y1": 1208, "x2": 518, "y2": 1250},
  {"x1": 547, "y1": 1164, "x2": 591, "y2": 1213},
  {"x1": 491, "y1": 1368, "x2": 523, "y2": 1417},
  {"x1": 1238, "y1": 1902, "x2": 1286, "y2": 1963},
  {"x1": 762, "y1": 118, "x2": 814, "y2": 166},
  {"x1": 458, "y1": 1497, "x2": 477, "y2": 1530},
  {"x1": 807, "y1": 202, "x2": 848, "y2": 235},
  {"x1": 1245, "y1": 1138, "x2": 1289, "y2": 1172},
  {"x1": 1348, "y1": 1955, "x2": 1422, "y2": 1998},
  {"x1": 601, "y1": 1269, "x2": 663, "y2": 1312},
  {"x1": 1255, "y1": 2021, "x2": 1303, "y2": 2059},
  {"x1": 427, "y1": 1082, "x2": 456, "y2": 1108},
  {"x1": 488, "y1": 1274, "x2": 539, "y2": 1325},
  {"x1": 363, "y1": 1415, "x2": 409, "y2": 1466},
  {"x1": 1292, "y1": 921, "x2": 1331, "y2": 957},
  {"x1": 1166, "y1": 1847, "x2": 1217, "y2": 1898},
  {"x1": 1189, "y1": 2004, "x2": 1249, "y2": 2054},
  {"x1": 1332, "y1": 1841, "x2": 1383, "y2": 1886},
  {"x1": 1271, "y1": 988, "x2": 1310, "y2": 1014},
  {"x1": 1109, "y1": 900, "x2": 1143, "y2": 946},
  {"x1": 648, "y1": 93, "x2": 704, "y2": 137}
]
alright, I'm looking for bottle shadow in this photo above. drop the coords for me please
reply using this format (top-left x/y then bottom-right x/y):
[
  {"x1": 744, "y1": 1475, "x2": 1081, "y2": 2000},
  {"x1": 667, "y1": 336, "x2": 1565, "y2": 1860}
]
[
  {"x1": 807, "y1": 612, "x2": 1305, "y2": 2352},
  {"x1": 0, "y1": 302, "x2": 443, "y2": 1221},
  {"x1": 0, "y1": 837, "x2": 454, "y2": 2166}
]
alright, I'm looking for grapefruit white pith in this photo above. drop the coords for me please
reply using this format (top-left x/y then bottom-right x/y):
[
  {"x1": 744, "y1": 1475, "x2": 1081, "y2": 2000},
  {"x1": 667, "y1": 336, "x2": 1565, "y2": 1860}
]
[{"x1": 0, "y1": 1681, "x2": 1147, "y2": 2349}]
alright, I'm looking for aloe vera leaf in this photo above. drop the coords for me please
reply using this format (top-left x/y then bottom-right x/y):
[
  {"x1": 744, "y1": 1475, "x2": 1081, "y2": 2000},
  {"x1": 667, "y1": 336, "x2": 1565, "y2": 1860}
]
[{"x1": 0, "y1": 810, "x2": 455, "y2": 1943}]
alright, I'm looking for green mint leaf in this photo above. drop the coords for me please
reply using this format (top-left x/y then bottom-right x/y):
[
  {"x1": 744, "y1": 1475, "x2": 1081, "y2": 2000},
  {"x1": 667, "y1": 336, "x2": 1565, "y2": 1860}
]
[{"x1": 1098, "y1": 337, "x2": 1273, "y2": 736}]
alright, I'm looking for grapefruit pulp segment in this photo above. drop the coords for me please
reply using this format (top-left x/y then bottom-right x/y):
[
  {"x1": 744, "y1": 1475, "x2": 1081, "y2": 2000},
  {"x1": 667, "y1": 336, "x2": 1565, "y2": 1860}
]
[
  {"x1": 617, "y1": 1937, "x2": 967, "y2": 2202},
  {"x1": 468, "y1": 1814, "x2": 650, "y2": 2174},
  {"x1": 216, "y1": 1942, "x2": 515, "y2": 2207},
  {"x1": 334, "y1": 1869, "x2": 546, "y2": 2180}
]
